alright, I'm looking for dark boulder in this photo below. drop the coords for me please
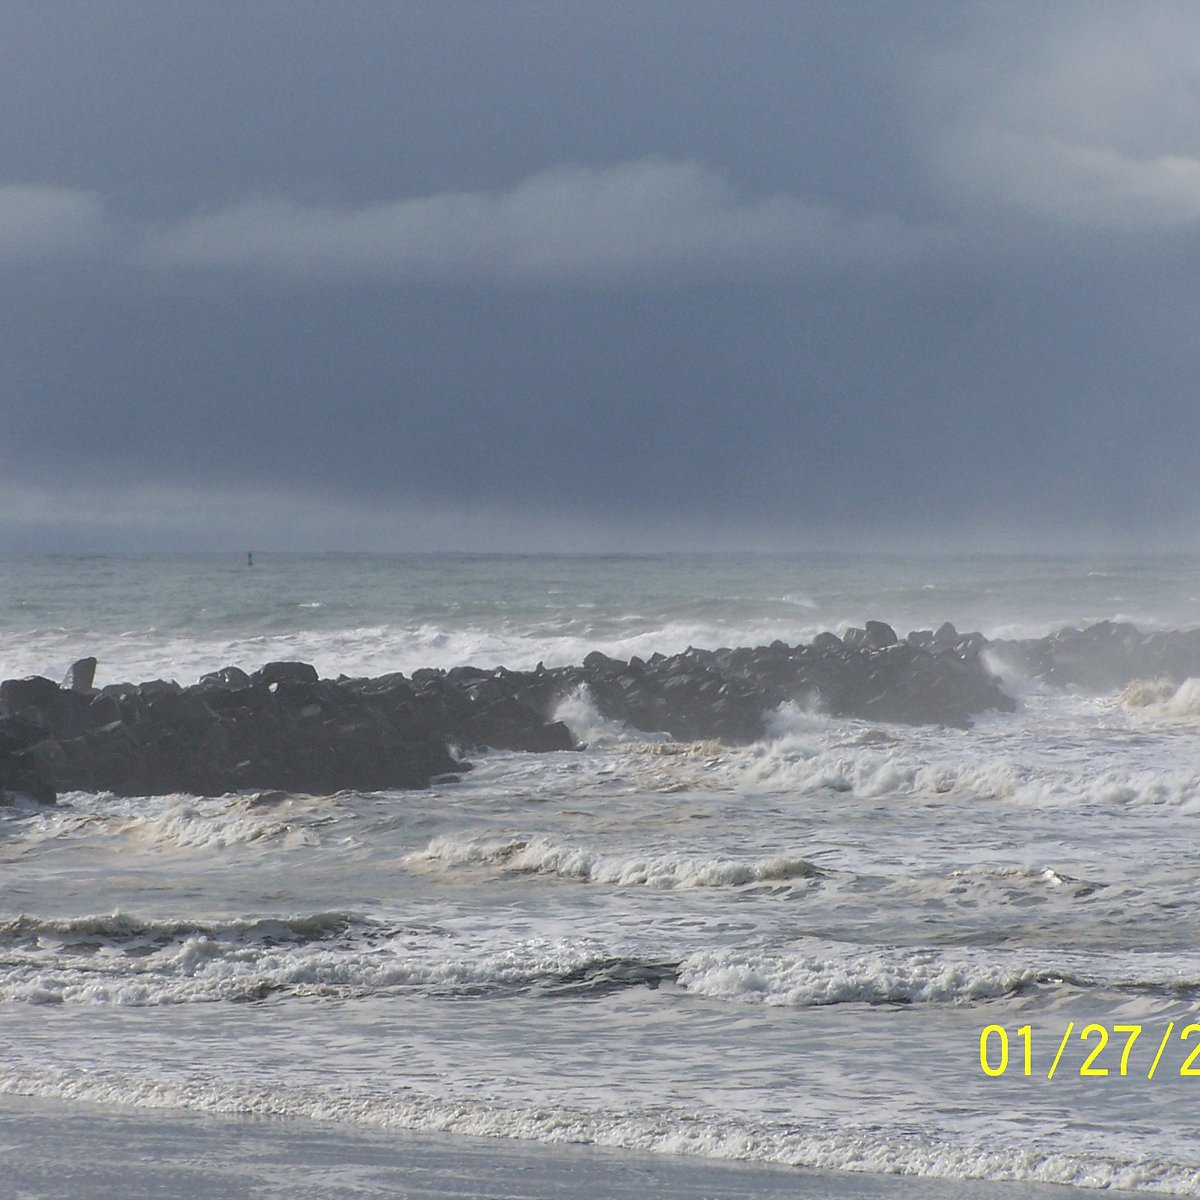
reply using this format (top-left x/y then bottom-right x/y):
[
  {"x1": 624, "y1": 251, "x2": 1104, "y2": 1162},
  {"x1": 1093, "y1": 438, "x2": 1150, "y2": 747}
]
[
  {"x1": 863, "y1": 620, "x2": 898, "y2": 649},
  {"x1": 0, "y1": 676, "x2": 62, "y2": 717},
  {"x1": 62, "y1": 657, "x2": 98, "y2": 692},
  {"x1": 252, "y1": 661, "x2": 319, "y2": 687}
]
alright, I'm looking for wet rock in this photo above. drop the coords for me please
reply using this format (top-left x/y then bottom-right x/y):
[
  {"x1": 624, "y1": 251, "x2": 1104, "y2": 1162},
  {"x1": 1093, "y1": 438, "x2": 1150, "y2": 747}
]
[
  {"x1": 583, "y1": 650, "x2": 627, "y2": 675},
  {"x1": 200, "y1": 666, "x2": 252, "y2": 689},
  {"x1": 62, "y1": 657, "x2": 98, "y2": 692},
  {"x1": 0, "y1": 676, "x2": 62, "y2": 716},
  {"x1": 252, "y1": 662, "x2": 319, "y2": 687},
  {"x1": 863, "y1": 621, "x2": 898, "y2": 649},
  {"x1": 989, "y1": 621, "x2": 1200, "y2": 692}
]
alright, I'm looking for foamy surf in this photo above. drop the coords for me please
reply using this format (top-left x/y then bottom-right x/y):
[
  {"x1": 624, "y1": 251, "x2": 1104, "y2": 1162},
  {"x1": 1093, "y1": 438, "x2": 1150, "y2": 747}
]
[
  {"x1": 1121, "y1": 676, "x2": 1200, "y2": 717},
  {"x1": 677, "y1": 940, "x2": 1200, "y2": 1007},
  {"x1": 0, "y1": 914, "x2": 675, "y2": 1006},
  {"x1": 1, "y1": 792, "x2": 327, "y2": 852},
  {"x1": 5, "y1": 905, "x2": 1197, "y2": 1009},
  {"x1": 2, "y1": 1067, "x2": 1197, "y2": 1195},
  {"x1": 408, "y1": 834, "x2": 825, "y2": 889}
]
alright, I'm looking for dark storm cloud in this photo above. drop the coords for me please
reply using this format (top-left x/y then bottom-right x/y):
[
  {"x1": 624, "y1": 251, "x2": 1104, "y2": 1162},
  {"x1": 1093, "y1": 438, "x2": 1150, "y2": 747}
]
[{"x1": 1, "y1": 0, "x2": 1199, "y2": 550}]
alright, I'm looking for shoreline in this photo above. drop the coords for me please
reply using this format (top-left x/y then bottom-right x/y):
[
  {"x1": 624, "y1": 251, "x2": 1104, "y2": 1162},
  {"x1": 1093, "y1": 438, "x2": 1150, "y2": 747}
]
[{"x1": 0, "y1": 1092, "x2": 1141, "y2": 1200}]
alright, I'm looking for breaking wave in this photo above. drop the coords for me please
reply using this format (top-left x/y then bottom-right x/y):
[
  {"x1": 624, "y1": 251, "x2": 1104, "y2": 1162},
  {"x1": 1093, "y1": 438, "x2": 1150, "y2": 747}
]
[
  {"x1": 1, "y1": 792, "x2": 326, "y2": 853},
  {"x1": 2, "y1": 1067, "x2": 1197, "y2": 1195},
  {"x1": 1121, "y1": 677, "x2": 1200, "y2": 717},
  {"x1": 0, "y1": 912, "x2": 674, "y2": 1006},
  {"x1": 677, "y1": 941, "x2": 1200, "y2": 1007},
  {"x1": 408, "y1": 834, "x2": 825, "y2": 889},
  {"x1": 6, "y1": 911, "x2": 1195, "y2": 1010}
]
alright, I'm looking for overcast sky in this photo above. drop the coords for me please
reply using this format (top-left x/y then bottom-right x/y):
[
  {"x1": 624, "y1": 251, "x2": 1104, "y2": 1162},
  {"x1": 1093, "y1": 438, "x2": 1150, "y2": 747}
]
[{"x1": 2, "y1": 0, "x2": 1197, "y2": 552}]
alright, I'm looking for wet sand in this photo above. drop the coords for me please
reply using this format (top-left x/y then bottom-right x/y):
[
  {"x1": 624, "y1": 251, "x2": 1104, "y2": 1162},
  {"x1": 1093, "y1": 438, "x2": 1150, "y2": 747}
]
[{"x1": 0, "y1": 1093, "x2": 1139, "y2": 1200}]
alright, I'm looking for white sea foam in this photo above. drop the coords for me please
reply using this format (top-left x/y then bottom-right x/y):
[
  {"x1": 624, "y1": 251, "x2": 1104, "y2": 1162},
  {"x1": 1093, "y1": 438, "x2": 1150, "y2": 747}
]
[
  {"x1": 676, "y1": 941, "x2": 1196, "y2": 1008},
  {"x1": 5, "y1": 792, "x2": 329, "y2": 853},
  {"x1": 0, "y1": 918, "x2": 653, "y2": 1006},
  {"x1": 409, "y1": 834, "x2": 824, "y2": 889},
  {"x1": 2, "y1": 1067, "x2": 1197, "y2": 1195},
  {"x1": 1, "y1": 617, "x2": 838, "y2": 690},
  {"x1": 1122, "y1": 676, "x2": 1200, "y2": 718},
  {"x1": 673, "y1": 700, "x2": 1200, "y2": 809},
  {"x1": 1121, "y1": 678, "x2": 1179, "y2": 708},
  {"x1": 943, "y1": 863, "x2": 1103, "y2": 893},
  {"x1": 552, "y1": 686, "x2": 663, "y2": 747},
  {"x1": 115, "y1": 803, "x2": 317, "y2": 850},
  {"x1": 679, "y1": 943, "x2": 1035, "y2": 1006}
]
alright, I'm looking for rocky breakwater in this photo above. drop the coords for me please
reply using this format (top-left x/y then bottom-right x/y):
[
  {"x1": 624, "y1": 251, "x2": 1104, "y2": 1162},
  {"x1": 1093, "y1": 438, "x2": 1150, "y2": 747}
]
[
  {"x1": 0, "y1": 621, "x2": 1017, "y2": 806},
  {"x1": 989, "y1": 620, "x2": 1200, "y2": 692},
  {"x1": 0, "y1": 660, "x2": 523, "y2": 807},
  {"x1": 543, "y1": 619, "x2": 1014, "y2": 742}
]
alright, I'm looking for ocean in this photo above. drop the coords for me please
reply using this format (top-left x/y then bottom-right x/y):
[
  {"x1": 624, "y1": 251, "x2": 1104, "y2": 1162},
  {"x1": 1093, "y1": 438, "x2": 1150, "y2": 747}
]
[{"x1": 2, "y1": 551, "x2": 1199, "y2": 1196}]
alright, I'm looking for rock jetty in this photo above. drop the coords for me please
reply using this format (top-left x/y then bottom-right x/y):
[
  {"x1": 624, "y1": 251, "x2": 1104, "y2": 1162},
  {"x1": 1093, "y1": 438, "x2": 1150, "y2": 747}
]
[
  {"x1": 986, "y1": 620, "x2": 1200, "y2": 692},
  {"x1": 22, "y1": 616, "x2": 1197, "y2": 805},
  {"x1": 0, "y1": 620, "x2": 1024, "y2": 805}
]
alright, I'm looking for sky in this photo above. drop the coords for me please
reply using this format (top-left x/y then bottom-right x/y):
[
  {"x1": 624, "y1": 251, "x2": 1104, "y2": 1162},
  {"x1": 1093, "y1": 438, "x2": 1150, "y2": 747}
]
[{"x1": 1, "y1": 0, "x2": 1198, "y2": 553}]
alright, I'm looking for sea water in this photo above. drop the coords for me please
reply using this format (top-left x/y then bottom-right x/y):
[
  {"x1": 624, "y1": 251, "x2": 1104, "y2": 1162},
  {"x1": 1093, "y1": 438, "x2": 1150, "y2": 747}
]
[{"x1": 2, "y1": 552, "x2": 1199, "y2": 1193}]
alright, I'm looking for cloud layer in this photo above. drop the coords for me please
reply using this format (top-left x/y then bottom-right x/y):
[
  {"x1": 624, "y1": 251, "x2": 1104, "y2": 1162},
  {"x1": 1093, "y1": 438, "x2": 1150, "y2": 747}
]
[
  {"x1": 0, "y1": 186, "x2": 107, "y2": 261},
  {"x1": 2, "y1": 4, "x2": 1199, "y2": 552},
  {"x1": 0, "y1": 161, "x2": 925, "y2": 284},
  {"x1": 931, "y1": 5, "x2": 1200, "y2": 229},
  {"x1": 136, "y1": 160, "x2": 932, "y2": 281}
]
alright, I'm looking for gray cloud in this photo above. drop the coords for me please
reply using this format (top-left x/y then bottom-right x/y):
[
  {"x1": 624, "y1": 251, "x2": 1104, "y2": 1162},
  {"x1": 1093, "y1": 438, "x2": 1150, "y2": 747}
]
[
  {"x1": 947, "y1": 131, "x2": 1200, "y2": 229},
  {"x1": 0, "y1": 186, "x2": 107, "y2": 261},
  {"x1": 929, "y1": 4, "x2": 1200, "y2": 229},
  {"x1": 136, "y1": 160, "x2": 933, "y2": 282},
  {"x1": 0, "y1": 2, "x2": 1197, "y2": 553}
]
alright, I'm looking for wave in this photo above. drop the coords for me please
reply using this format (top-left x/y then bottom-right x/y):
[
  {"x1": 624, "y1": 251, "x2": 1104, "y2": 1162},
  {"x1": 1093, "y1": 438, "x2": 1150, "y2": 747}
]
[
  {"x1": 114, "y1": 802, "x2": 319, "y2": 850},
  {"x1": 527, "y1": 692, "x2": 1200, "y2": 812},
  {"x1": 3, "y1": 1066, "x2": 1197, "y2": 1194},
  {"x1": 0, "y1": 914, "x2": 673, "y2": 1006},
  {"x1": 674, "y1": 739, "x2": 1200, "y2": 810},
  {"x1": 6, "y1": 909, "x2": 1196, "y2": 1010},
  {"x1": 410, "y1": 835, "x2": 1114, "y2": 909},
  {"x1": 677, "y1": 941, "x2": 1200, "y2": 1007},
  {"x1": 408, "y1": 834, "x2": 825, "y2": 889},
  {"x1": 2, "y1": 792, "x2": 326, "y2": 852},
  {"x1": 0, "y1": 909, "x2": 355, "y2": 947},
  {"x1": 1122, "y1": 677, "x2": 1200, "y2": 717},
  {"x1": 552, "y1": 686, "x2": 661, "y2": 748},
  {"x1": 701, "y1": 703, "x2": 1200, "y2": 809}
]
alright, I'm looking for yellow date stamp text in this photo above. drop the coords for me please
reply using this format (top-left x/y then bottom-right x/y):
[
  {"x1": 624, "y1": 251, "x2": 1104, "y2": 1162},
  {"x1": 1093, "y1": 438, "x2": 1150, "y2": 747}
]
[{"x1": 978, "y1": 1022, "x2": 1200, "y2": 1080}]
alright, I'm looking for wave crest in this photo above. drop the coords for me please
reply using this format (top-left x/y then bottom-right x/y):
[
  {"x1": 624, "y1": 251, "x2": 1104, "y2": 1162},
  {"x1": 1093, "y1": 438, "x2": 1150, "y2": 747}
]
[
  {"x1": 408, "y1": 834, "x2": 825, "y2": 889},
  {"x1": 1122, "y1": 677, "x2": 1200, "y2": 717}
]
